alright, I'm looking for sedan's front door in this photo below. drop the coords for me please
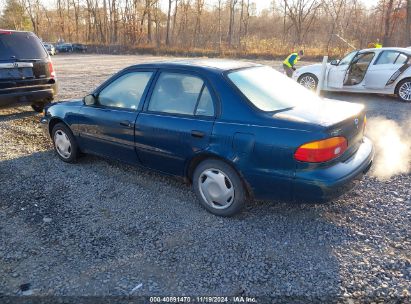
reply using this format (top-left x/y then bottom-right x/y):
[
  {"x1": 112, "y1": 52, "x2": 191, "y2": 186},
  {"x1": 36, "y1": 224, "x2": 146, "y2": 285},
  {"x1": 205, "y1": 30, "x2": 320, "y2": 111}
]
[
  {"x1": 327, "y1": 51, "x2": 357, "y2": 89},
  {"x1": 365, "y1": 51, "x2": 409, "y2": 89},
  {"x1": 77, "y1": 70, "x2": 154, "y2": 164},
  {"x1": 135, "y1": 71, "x2": 216, "y2": 176}
]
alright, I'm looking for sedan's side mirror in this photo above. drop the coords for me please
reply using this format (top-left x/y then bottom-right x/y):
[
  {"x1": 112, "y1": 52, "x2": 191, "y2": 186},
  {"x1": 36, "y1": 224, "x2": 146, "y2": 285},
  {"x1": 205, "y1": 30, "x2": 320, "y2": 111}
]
[
  {"x1": 84, "y1": 94, "x2": 96, "y2": 105},
  {"x1": 330, "y1": 59, "x2": 340, "y2": 66}
]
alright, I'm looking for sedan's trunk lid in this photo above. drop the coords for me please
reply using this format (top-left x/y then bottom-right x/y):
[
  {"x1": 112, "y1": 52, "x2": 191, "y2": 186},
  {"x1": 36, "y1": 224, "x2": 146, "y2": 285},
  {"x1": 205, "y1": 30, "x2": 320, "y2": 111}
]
[{"x1": 273, "y1": 99, "x2": 366, "y2": 160}]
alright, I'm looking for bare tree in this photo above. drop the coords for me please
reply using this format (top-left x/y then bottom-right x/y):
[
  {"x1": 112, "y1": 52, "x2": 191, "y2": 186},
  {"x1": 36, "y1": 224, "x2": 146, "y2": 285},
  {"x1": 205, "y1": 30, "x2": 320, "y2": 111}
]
[
  {"x1": 283, "y1": 0, "x2": 322, "y2": 45},
  {"x1": 227, "y1": 0, "x2": 237, "y2": 47},
  {"x1": 166, "y1": 0, "x2": 173, "y2": 45},
  {"x1": 383, "y1": 0, "x2": 394, "y2": 45}
]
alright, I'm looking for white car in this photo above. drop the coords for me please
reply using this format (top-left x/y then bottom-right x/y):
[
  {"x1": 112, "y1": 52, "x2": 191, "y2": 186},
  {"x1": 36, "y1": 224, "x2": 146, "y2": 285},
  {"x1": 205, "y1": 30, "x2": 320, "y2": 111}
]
[{"x1": 293, "y1": 47, "x2": 411, "y2": 102}]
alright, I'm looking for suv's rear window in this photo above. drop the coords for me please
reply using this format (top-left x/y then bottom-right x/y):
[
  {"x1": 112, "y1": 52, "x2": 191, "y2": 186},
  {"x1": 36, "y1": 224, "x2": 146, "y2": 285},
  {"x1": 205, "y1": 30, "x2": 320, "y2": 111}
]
[{"x1": 0, "y1": 32, "x2": 47, "y2": 61}]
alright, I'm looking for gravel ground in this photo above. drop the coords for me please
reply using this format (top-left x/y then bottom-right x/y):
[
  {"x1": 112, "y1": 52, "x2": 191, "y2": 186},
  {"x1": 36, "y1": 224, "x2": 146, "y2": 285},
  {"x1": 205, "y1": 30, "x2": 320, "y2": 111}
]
[{"x1": 0, "y1": 54, "x2": 410, "y2": 302}]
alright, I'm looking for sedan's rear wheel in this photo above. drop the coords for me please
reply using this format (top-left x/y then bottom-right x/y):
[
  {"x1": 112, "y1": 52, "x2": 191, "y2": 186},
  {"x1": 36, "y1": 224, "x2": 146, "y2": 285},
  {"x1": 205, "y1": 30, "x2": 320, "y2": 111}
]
[
  {"x1": 396, "y1": 79, "x2": 411, "y2": 102},
  {"x1": 193, "y1": 159, "x2": 246, "y2": 216},
  {"x1": 52, "y1": 123, "x2": 78, "y2": 163},
  {"x1": 298, "y1": 73, "x2": 318, "y2": 91}
]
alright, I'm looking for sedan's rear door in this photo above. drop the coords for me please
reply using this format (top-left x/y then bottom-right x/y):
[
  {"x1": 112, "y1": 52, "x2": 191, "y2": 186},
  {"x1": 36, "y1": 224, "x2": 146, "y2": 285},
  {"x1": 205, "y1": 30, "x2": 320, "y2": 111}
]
[
  {"x1": 365, "y1": 50, "x2": 410, "y2": 89},
  {"x1": 135, "y1": 70, "x2": 216, "y2": 176}
]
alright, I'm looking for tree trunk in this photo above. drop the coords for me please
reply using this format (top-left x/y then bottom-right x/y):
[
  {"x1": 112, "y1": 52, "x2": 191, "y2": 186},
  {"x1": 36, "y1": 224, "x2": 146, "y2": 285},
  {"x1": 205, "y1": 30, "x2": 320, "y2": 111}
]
[
  {"x1": 166, "y1": 0, "x2": 172, "y2": 45},
  {"x1": 383, "y1": 0, "x2": 394, "y2": 46}
]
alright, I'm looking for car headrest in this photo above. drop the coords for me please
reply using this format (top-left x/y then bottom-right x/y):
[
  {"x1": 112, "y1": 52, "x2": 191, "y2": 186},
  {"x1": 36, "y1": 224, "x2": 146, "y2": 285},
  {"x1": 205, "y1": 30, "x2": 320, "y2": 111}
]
[{"x1": 160, "y1": 77, "x2": 184, "y2": 98}]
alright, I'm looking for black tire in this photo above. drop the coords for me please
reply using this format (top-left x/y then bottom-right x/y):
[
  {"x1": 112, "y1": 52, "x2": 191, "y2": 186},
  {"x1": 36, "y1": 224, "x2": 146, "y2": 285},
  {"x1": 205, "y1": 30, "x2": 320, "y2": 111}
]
[
  {"x1": 395, "y1": 78, "x2": 411, "y2": 102},
  {"x1": 31, "y1": 103, "x2": 45, "y2": 113},
  {"x1": 51, "y1": 123, "x2": 79, "y2": 163},
  {"x1": 192, "y1": 159, "x2": 247, "y2": 216},
  {"x1": 298, "y1": 73, "x2": 318, "y2": 91}
]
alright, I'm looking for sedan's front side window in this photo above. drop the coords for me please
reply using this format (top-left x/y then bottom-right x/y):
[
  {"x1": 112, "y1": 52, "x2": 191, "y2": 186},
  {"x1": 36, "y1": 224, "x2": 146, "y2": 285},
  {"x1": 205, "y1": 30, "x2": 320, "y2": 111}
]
[
  {"x1": 98, "y1": 71, "x2": 153, "y2": 110},
  {"x1": 339, "y1": 51, "x2": 357, "y2": 66},
  {"x1": 148, "y1": 72, "x2": 214, "y2": 116}
]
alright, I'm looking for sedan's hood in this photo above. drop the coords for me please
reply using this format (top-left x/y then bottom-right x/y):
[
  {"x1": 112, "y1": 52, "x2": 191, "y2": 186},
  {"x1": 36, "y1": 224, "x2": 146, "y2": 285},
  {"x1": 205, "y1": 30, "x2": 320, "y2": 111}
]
[
  {"x1": 273, "y1": 99, "x2": 364, "y2": 127},
  {"x1": 56, "y1": 99, "x2": 83, "y2": 106}
]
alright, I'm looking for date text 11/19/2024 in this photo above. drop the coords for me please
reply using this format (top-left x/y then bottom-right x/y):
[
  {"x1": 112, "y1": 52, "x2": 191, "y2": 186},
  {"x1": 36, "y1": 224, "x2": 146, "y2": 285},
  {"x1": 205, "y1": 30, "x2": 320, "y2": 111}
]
[{"x1": 149, "y1": 296, "x2": 257, "y2": 303}]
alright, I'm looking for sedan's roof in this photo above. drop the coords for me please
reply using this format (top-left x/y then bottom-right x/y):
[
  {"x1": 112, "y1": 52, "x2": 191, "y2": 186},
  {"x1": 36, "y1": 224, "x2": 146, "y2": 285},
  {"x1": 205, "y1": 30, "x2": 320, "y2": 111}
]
[
  {"x1": 130, "y1": 59, "x2": 261, "y2": 72},
  {"x1": 360, "y1": 47, "x2": 411, "y2": 54}
]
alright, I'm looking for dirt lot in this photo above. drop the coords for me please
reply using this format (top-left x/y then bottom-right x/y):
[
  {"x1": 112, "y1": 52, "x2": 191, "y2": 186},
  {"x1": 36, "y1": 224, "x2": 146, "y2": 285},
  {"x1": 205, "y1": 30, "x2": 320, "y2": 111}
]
[{"x1": 0, "y1": 54, "x2": 410, "y2": 302}]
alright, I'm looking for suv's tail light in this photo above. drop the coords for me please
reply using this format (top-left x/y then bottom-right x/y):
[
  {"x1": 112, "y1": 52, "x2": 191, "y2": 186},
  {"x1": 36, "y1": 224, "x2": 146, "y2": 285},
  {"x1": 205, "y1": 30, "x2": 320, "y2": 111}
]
[
  {"x1": 48, "y1": 61, "x2": 55, "y2": 78},
  {"x1": 0, "y1": 30, "x2": 12, "y2": 35},
  {"x1": 294, "y1": 137, "x2": 348, "y2": 163}
]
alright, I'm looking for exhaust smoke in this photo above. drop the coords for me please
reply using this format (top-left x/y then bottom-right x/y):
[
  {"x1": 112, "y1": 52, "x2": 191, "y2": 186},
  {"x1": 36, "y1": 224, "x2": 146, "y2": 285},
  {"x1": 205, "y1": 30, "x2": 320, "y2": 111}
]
[{"x1": 366, "y1": 116, "x2": 411, "y2": 180}]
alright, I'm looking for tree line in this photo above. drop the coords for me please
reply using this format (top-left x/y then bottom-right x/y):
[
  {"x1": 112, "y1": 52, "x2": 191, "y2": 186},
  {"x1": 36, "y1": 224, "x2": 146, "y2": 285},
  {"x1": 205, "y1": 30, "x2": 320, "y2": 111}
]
[{"x1": 1, "y1": 0, "x2": 411, "y2": 58}]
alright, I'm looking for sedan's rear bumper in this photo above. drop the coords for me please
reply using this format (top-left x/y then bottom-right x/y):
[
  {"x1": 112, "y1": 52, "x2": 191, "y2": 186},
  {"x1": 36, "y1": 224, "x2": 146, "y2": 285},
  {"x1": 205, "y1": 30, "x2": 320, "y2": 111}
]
[{"x1": 292, "y1": 137, "x2": 374, "y2": 202}]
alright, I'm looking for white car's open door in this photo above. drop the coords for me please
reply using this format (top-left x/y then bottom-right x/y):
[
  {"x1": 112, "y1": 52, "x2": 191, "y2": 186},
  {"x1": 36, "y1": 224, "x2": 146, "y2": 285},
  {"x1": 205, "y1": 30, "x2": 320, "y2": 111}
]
[
  {"x1": 327, "y1": 64, "x2": 349, "y2": 89},
  {"x1": 327, "y1": 51, "x2": 358, "y2": 89}
]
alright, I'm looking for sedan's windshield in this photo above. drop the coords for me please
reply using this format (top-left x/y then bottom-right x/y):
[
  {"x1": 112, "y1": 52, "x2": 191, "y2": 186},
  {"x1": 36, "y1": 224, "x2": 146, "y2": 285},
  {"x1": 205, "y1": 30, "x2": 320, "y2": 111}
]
[{"x1": 227, "y1": 66, "x2": 321, "y2": 112}]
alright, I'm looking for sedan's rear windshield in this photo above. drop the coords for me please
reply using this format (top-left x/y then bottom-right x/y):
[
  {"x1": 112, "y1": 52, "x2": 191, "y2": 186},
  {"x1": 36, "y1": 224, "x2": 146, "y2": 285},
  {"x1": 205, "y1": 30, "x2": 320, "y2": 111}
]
[
  {"x1": 0, "y1": 32, "x2": 47, "y2": 61},
  {"x1": 227, "y1": 66, "x2": 321, "y2": 112}
]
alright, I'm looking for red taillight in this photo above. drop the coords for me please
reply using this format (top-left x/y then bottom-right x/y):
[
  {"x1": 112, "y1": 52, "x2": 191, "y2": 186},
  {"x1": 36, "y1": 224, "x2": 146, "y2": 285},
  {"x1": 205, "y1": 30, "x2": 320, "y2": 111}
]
[
  {"x1": 0, "y1": 30, "x2": 12, "y2": 35},
  {"x1": 294, "y1": 137, "x2": 348, "y2": 163},
  {"x1": 48, "y1": 61, "x2": 55, "y2": 78}
]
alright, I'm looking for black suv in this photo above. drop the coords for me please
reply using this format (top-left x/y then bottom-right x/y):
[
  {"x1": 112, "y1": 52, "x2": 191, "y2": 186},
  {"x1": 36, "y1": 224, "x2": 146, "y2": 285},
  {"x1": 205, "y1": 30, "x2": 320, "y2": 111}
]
[{"x1": 0, "y1": 30, "x2": 57, "y2": 112}]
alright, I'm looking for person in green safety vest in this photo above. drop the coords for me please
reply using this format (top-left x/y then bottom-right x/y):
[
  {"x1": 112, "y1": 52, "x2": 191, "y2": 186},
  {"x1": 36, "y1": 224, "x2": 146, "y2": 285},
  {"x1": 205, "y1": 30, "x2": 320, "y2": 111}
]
[
  {"x1": 375, "y1": 39, "x2": 382, "y2": 48},
  {"x1": 283, "y1": 50, "x2": 304, "y2": 78}
]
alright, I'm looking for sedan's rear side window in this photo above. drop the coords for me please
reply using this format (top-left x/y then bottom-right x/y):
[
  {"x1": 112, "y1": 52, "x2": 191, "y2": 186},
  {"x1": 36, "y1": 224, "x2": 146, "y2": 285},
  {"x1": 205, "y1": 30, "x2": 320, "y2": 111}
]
[
  {"x1": 148, "y1": 72, "x2": 214, "y2": 116},
  {"x1": 375, "y1": 51, "x2": 401, "y2": 65},
  {"x1": 0, "y1": 32, "x2": 47, "y2": 60},
  {"x1": 98, "y1": 72, "x2": 153, "y2": 110},
  {"x1": 395, "y1": 53, "x2": 408, "y2": 64}
]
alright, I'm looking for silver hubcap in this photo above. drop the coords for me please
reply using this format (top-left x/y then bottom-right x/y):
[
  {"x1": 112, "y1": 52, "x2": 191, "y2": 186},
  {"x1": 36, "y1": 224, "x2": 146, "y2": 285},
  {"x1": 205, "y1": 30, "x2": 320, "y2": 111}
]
[
  {"x1": 54, "y1": 130, "x2": 72, "y2": 159},
  {"x1": 399, "y1": 82, "x2": 411, "y2": 101},
  {"x1": 198, "y1": 169, "x2": 235, "y2": 210},
  {"x1": 299, "y1": 75, "x2": 317, "y2": 90}
]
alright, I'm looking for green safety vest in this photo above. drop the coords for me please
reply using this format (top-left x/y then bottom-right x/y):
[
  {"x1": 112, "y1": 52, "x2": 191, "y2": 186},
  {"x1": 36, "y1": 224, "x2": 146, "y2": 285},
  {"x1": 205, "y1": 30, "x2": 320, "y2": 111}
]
[
  {"x1": 283, "y1": 53, "x2": 299, "y2": 68},
  {"x1": 375, "y1": 43, "x2": 382, "y2": 48}
]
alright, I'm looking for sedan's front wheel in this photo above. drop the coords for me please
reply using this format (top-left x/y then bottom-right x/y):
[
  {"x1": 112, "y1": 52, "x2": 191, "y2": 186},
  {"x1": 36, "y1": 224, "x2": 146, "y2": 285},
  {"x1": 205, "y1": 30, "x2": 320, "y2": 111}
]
[
  {"x1": 298, "y1": 73, "x2": 318, "y2": 91},
  {"x1": 396, "y1": 79, "x2": 411, "y2": 102},
  {"x1": 52, "y1": 123, "x2": 79, "y2": 163},
  {"x1": 193, "y1": 159, "x2": 246, "y2": 216}
]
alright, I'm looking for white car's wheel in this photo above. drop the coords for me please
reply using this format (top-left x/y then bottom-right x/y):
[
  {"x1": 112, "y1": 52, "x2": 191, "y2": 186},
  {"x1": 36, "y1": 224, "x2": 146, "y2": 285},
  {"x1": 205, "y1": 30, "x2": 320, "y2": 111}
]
[
  {"x1": 396, "y1": 79, "x2": 411, "y2": 102},
  {"x1": 298, "y1": 73, "x2": 318, "y2": 90}
]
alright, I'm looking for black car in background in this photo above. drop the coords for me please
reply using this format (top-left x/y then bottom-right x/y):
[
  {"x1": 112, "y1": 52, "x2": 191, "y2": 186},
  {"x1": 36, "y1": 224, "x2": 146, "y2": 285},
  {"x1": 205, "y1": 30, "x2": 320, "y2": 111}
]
[
  {"x1": 73, "y1": 43, "x2": 87, "y2": 53},
  {"x1": 56, "y1": 43, "x2": 73, "y2": 53},
  {"x1": 0, "y1": 30, "x2": 57, "y2": 112}
]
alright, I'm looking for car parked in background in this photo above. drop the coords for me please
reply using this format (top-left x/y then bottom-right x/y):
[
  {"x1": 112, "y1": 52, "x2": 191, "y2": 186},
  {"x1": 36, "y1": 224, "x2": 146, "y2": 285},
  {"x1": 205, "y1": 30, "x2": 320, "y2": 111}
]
[
  {"x1": 293, "y1": 47, "x2": 411, "y2": 102},
  {"x1": 41, "y1": 60, "x2": 373, "y2": 216},
  {"x1": 73, "y1": 43, "x2": 87, "y2": 53},
  {"x1": 0, "y1": 29, "x2": 57, "y2": 112},
  {"x1": 43, "y1": 42, "x2": 56, "y2": 55},
  {"x1": 56, "y1": 43, "x2": 73, "y2": 53}
]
